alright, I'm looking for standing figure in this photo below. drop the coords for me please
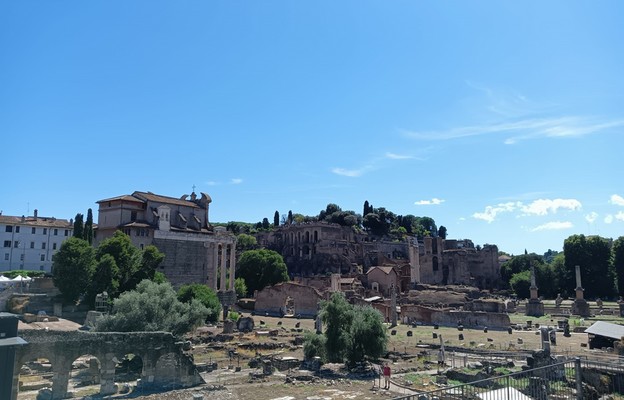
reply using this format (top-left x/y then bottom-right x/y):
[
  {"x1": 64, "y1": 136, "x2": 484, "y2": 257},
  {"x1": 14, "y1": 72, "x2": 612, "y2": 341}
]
[{"x1": 382, "y1": 363, "x2": 391, "y2": 389}]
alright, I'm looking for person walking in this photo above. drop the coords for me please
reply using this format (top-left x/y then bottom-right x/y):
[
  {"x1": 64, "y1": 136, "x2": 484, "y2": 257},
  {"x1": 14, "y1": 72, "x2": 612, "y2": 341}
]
[{"x1": 382, "y1": 363, "x2": 391, "y2": 389}]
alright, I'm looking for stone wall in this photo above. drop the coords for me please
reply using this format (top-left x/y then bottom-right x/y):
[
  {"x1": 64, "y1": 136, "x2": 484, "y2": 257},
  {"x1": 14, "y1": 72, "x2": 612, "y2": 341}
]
[
  {"x1": 152, "y1": 237, "x2": 213, "y2": 288},
  {"x1": 401, "y1": 304, "x2": 510, "y2": 329},
  {"x1": 254, "y1": 282, "x2": 322, "y2": 317},
  {"x1": 13, "y1": 331, "x2": 203, "y2": 400}
]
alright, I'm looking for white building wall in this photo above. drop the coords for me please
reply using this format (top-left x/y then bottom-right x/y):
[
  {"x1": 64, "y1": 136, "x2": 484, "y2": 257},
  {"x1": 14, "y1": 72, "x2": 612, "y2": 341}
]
[{"x1": 0, "y1": 221, "x2": 72, "y2": 273}]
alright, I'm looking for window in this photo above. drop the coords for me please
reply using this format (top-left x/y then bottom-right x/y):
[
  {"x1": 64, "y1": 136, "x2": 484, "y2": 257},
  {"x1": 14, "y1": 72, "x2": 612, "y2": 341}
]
[
  {"x1": 40, "y1": 265, "x2": 44, "y2": 271},
  {"x1": 20, "y1": 254, "x2": 24, "y2": 261},
  {"x1": 5, "y1": 226, "x2": 12, "y2": 232},
  {"x1": 53, "y1": 243, "x2": 57, "y2": 250},
  {"x1": 140, "y1": 244, "x2": 144, "y2": 250},
  {"x1": 131, "y1": 211, "x2": 137, "y2": 222},
  {"x1": 43, "y1": 228, "x2": 47, "y2": 234},
  {"x1": 14, "y1": 241, "x2": 19, "y2": 248},
  {"x1": 30, "y1": 242, "x2": 34, "y2": 249},
  {"x1": 15, "y1": 226, "x2": 20, "y2": 233},
  {"x1": 41, "y1": 254, "x2": 45, "y2": 261},
  {"x1": 54, "y1": 229, "x2": 58, "y2": 235},
  {"x1": 4, "y1": 253, "x2": 8, "y2": 260},
  {"x1": 3, "y1": 241, "x2": 10, "y2": 248},
  {"x1": 32, "y1": 227, "x2": 36, "y2": 234},
  {"x1": 64, "y1": 229, "x2": 69, "y2": 236},
  {"x1": 42, "y1": 242, "x2": 46, "y2": 249}
]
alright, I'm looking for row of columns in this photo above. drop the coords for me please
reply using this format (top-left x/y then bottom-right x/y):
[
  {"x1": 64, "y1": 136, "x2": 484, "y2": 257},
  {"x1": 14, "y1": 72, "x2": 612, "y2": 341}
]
[{"x1": 214, "y1": 242, "x2": 236, "y2": 292}]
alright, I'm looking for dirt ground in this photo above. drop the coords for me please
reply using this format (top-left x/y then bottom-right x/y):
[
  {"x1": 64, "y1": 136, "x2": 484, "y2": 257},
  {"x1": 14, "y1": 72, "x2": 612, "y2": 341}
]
[{"x1": 16, "y1": 311, "x2": 623, "y2": 400}]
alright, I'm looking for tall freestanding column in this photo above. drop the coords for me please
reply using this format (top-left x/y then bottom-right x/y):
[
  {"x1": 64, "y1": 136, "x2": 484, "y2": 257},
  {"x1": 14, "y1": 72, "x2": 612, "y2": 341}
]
[
  {"x1": 526, "y1": 265, "x2": 544, "y2": 317},
  {"x1": 220, "y1": 244, "x2": 227, "y2": 292},
  {"x1": 229, "y1": 244, "x2": 236, "y2": 291},
  {"x1": 572, "y1": 265, "x2": 590, "y2": 317}
]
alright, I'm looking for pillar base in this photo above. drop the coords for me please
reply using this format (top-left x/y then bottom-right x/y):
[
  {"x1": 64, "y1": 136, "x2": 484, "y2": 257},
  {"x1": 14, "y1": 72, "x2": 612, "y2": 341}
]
[
  {"x1": 572, "y1": 299, "x2": 591, "y2": 317},
  {"x1": 525, "y1": 299, "x2": 544, "y2": 317}
]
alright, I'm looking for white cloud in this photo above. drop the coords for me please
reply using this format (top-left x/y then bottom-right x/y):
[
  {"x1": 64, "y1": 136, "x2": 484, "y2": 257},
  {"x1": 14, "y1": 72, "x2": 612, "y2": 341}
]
[
  {"x1": 605, "y1": 215, "x2": 614, "y2": 224},
  {"x1": 404, "y1": 116, "x2": 624, "y2": 145},
  {"x1": 616, "y1": 211, "x2": 624, "y2": 222},
  {"x1": 206, "y1": 181, "x2": 218, "y2": 186},
  {"x1": 414, "y1": 198, "x2": 445, "y2": 206},
  {"x1": 385, "y1": 152, "x2": 413, "y2": 160},
  {"x1": 230, "y1": 178, "x2": 243, "y2": 184},
  {"x1": 521, "y1": 198, "x2": 582, "y2": 216},
  {"x1": 610, "y1": 194, "x2": 624, "y2": 206},
  {"x1": 531, "y1": 221, "x2": 574, "y2": 232},
  {"x1": 331, "y1": 167, "x2": 366, "y2": 177},
  {"x1": 472, "y1": 202, "x2": 520, "y2": 223},
  {"x1": 585, "y1": 212, "x2": 598, "y2": 223}
]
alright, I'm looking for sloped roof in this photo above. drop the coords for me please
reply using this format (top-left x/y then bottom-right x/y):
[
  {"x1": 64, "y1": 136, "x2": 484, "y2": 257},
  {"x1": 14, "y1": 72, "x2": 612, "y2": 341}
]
[
  {"x1": 133, "y1": 191, "x2": 200, "y2": 208},
  {"x1": 585, "y1": 321, "x2": 624, "y2": 340},
  {"x1": 97, "y1": 194, "x2": 144, "y2": 204},
  {"x1": 367, "y1": 266, "x2": 396, "y2": 275},
  {"x1": 0, "y1": 215, "x2": 72, "y2": 228}
]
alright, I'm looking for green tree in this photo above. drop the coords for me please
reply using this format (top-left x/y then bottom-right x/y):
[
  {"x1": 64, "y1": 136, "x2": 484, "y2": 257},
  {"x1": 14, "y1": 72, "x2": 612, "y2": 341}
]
[
  {"x1": 73, "y1": 213, "x2": 84, "y2": 239},
  {"x1": 613, "y1": 237, "x2": 624, "y2": 297},
  {"x1": 564, "y1": 234, "x2": 615, "y2": 299},
  {"x1": 510, "y1": 270, "x2": 531, "y2": 299},
  {"x1": 84, "y1": 208, "x2": 94, "y2": 244},
  {"x1": 177, "y1": 283, "x2": 221, "y2": 323},
  {"x1": 287, "y1": 210, "x2": 293, "y2": 224},
  {"x1": 345, "y1": 305, "x2": 387, "y2": 365},
  {"x1": 273, "y1": 211, "x2": 280, "y2": 227},
  {"x1": 96, "y1": 231, "x2": 142, "y2": 293},
  {"x1": 438, "y1": 226, "x2": 448, "y2": 239},
  {"x1": 363, "y1": 200, "x2": 371, "y2": 217},
  {"x1": 52, "y1": 237, "x2": 96, "y2": 303},
  {"x1": 500, "y1": 253, "x2": 544, "y2": 289},
  {"x1": 262, "y1": 218, "x2": 270, "y2": 230},
  {"x1": 236, "y1": 233, "x2": 258, "y2": 253},
  {"x1": 317, "y1": 293, "x2": 387, "y2": 365},
  {"x1": 303, "y1": 332, "x2": 327, "y2": 361},
  {"x1": 321, "y1": 292, "x2": 353, "y2": 363},
  {"x1": 86, "y1": 254, "x2": 120, "y2": 306},
  {"x1": 97, "y1": 280, "x2": 208, "y2": 336},
  {"x1": 234, "y1": 277, "x2": 248, "y2": 298},
  {"x1": 236, "y1": 249, "x2": 289, "y2": 295}
]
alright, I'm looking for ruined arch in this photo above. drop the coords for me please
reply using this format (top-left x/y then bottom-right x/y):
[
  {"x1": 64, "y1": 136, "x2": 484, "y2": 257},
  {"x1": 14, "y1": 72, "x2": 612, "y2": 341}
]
[{"x1": 68, "y1": 354, "x2": 101, "y2": 396}]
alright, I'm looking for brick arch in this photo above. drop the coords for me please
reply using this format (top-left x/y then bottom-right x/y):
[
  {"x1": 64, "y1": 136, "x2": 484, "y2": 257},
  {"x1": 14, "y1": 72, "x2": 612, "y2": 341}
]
[{"x1": 13, "y1": 331, "x2": 203, "y2": 400}]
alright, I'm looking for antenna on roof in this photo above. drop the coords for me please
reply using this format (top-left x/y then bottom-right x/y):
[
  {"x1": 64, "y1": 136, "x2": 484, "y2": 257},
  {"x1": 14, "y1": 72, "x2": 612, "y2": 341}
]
[{"x1": 192, "y1": 184, "x2": 196, "y2": 193}]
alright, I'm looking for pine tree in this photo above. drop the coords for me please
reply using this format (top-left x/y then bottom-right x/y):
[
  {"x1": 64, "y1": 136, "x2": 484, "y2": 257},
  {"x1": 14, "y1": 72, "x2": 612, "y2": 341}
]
[
  {"x1": 84, "y1": 208, "x2": 94, "y2": 244},
  {"x1": 273, "y1": 211, "x2": 280, "y2": 227},
  {"x1": 73, "y1": 213, "x2": 84, "y2": 239}
]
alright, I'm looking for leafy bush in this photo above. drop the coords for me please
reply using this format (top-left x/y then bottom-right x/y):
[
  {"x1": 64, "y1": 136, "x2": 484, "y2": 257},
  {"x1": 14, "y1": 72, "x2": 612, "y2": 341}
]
[
  {"x1": 177, "y1": 284, "x2": 221, "y2": 323},
  {"x1": 96, "y1": 280, "x2": 208, "y2": 336},
  {"x1": 303, "y1": 332, "x2": 327, "y2": 361}
]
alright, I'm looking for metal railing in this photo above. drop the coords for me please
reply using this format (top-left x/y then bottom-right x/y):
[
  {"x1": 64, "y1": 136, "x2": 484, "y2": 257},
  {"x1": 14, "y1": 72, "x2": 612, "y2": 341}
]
[{"x1": 394, "y1": 358, "x2": 624, "y2": 400}]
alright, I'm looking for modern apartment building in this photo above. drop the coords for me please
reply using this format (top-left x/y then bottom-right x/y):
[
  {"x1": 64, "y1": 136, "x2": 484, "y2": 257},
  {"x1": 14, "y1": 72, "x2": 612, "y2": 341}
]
[{"x1": 0, "y1": 210, "x2": 73, "y2": 273}]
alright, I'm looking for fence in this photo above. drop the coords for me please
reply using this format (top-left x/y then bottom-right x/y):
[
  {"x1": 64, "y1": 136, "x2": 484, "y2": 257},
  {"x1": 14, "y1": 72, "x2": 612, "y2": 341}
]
[{"x1": 394, "y1": 358, "x2": 624, "y2": 400}]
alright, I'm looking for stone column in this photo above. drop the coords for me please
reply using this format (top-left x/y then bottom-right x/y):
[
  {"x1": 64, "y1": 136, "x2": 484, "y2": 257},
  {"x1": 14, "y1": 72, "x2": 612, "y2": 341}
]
[
  {"x1": 99, "y1": 356, "x2": 117, "y2": 395},
  {"x1": 220, "y1": 244, "x2": 227, "y2": 292},
  {"x1": 575, "y1": 265, "x2": 584, "y2": 300},
  {"x1": 212, "y1": 242, "x2": 219, "y2": 291},
  {"x1": 51, "y1": 361, "x2": 71, "y2": 400},
  {"x1": 529, "y1": 266, "x2": 538, "y2": 300},
  {"x1": 390, "y1": 284, "x2": 398, "y2": 327},
  {"x1": 229, "y1": 243, "x2": 236, "y2": 291}
]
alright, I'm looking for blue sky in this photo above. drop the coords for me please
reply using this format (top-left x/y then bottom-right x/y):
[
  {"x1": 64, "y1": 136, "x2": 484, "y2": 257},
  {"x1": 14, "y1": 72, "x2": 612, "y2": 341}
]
[{"x1": 2, "y1": 1, "x2": 623, "y2": 256}]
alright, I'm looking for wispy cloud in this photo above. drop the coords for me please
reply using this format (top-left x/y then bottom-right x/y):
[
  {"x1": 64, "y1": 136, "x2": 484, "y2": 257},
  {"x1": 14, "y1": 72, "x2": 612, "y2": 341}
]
[
  {"x1": 473, "y1": 202, "x2": 521, "y2": 223},
  {"x1": 404, "y1": 117, "x2": 624, "y2": 145},
  {"x1": 585, "y1": 212, "x2": 598, "y2": 223},
  {"x1": 610, "y1": 194, "x2": 624, "y2": 206},
  {"x1": 605, "y1": 215, "x2": 614, "y2": 224},
  {"x1": 230, "y1": 178, "x2": 243, "y2": 185},
  {"x1": 332, "y1": 150, "x2": 416, "y2": 178},
  {"x1": 415, "y1": 198, "x2": 445, "y2": 206},
  {"x1": 521, "y1": 199, "x2": 582, "y2": 216},
  {"x1": 532, "y1": 221, "x2": 574, "y2": 232},
  {"x1": 385, "y1": 152, "x2": 413, "y2": 160},
  {"x1": 331, "y1": 167, "x2": 372, "y2": 178},
  {"x1": 616, "y1": 211, "x2": 624, "y2": 222},
  {"x1": 205, "y1": 181, "x2": 218, "y2": 186}
]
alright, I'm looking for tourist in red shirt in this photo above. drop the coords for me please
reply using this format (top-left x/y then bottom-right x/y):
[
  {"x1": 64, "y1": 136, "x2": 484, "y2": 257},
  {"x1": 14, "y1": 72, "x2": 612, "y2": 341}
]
[{"x1": 382, "y1": 363, "x2": 391, "y2": 389}]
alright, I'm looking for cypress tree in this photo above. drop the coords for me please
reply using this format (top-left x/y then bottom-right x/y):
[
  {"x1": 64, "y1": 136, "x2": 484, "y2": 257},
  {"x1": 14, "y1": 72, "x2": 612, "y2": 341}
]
[{"x1": 84, "y1": 208, "x2": 94, "y2": 244}]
